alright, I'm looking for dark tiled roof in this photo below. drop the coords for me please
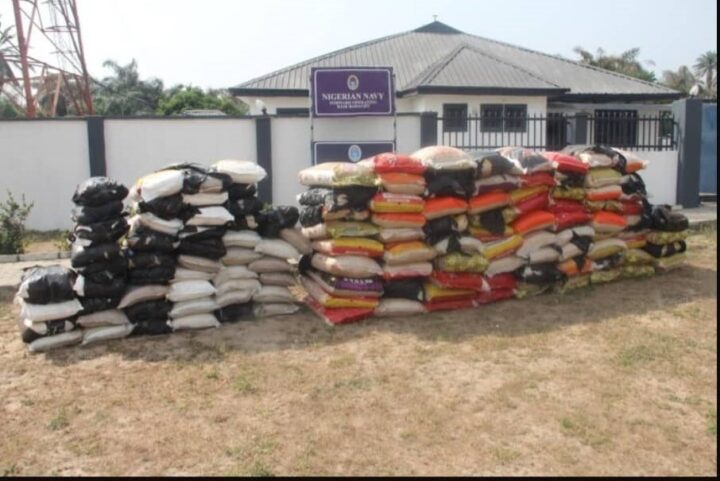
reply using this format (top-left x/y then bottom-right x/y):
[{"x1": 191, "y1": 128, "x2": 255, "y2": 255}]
[{"x1": 231, "y1": 21, "x2": 679, "y2": 100}]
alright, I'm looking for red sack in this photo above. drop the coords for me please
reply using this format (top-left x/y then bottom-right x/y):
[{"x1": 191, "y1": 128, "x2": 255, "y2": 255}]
[
  {"x1": 554, "y1": 211, "x2": 593, "y2": 231},
  {"x1": 304, "y1": 296, "x2": 374, "y2": 325},
  {"x1": 548, "y1": 199, "x2": 587, "y2": 214},
  {"x1": 544, "y1": 152, "x2": 589, "y2": 175},
  {"x1": 514, "y1": 192, "x2": 549, "y2": 215},
  {"x1": 424, "y1": 298, "x2": 476, "y2": 312},
  {"x1": 475, "y1": 288, "x2": 515, "y2": 304},
  {"x1": 486, "y1": 273, "x2": 518, "y2": 291},
  {"x1": 431, "y1": 271, "x2": 489, "y2": 291},
  {"x1": 621, "y1": 200, "x2": 644, "y2": 215},
  {"x1": 521, "y1": 172, "x2": 556, "y2": 188},
  {"x1": 373, "y1": 153, "x2": 426, "y2": 175},
  {"x1": 512, "y1": 210, "x2": 555, "y2": 235}
]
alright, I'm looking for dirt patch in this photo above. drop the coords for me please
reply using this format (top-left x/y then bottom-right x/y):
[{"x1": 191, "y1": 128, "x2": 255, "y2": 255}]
[{"x1": 0, "y1": 233, "x2": 716, "y2": 476}]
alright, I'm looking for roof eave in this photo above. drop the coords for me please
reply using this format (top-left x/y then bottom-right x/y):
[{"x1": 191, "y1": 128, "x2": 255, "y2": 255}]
[
  {"x1": 398, "y1": 85, "x2": 569, "y2": 97},
  {"x1": 551, "y1": 92, "x2": 683, "y2": 103},
  {"x1": 230, "y1": 88, "x2": 309, "y2": 97}
]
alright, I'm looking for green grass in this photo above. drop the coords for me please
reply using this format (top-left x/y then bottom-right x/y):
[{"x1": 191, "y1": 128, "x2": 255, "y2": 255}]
[
  {"x1": 707, "y1": 409, "x2": 717, "y2": 436},
  {"x1": 559, "y1": 415, "x2": 611, "y2": 449},
  {"x1": 48, "y1": 409, "x2": 70, "y2": 431},
  {"x1": 233, "y1": 374, "x2": 256, "y2": 394},
  {"x1": 24, "y1": 229, "x2": 70, "y2": 251}
]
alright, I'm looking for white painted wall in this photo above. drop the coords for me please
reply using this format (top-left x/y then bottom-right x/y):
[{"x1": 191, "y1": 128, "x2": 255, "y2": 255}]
[
  {"x1": 104, "y1": 118, "x2": 257, "y2": 190},
  {"x1": 0, "y1": 120, "x2": 89, "y2": 230},
  {"x1": 242, "y1": 95, "x2": 415, "y2": 115},
  {"x1": 630, "y1": 150, "x2": 678, "y2": 206}
]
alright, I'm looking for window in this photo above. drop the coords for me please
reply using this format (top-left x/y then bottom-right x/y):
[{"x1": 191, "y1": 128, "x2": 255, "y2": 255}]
[
  {"x1": 480, "y1": 104, "x2": 527, "y2": 133},
  {"x1": 594, "y1": 109, "x2": 638, "y2": 147},
  {"x1": 443, "y1": 103, "x2": 468, "y2": 132}
]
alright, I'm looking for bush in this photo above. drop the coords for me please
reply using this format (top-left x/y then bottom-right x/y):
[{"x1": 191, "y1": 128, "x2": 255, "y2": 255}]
[{"x1": 0, "y1": 191, "x2": 34, "y2": 255}]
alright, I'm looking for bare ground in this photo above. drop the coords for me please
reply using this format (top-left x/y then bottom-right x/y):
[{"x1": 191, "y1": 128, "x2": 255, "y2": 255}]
[{"x1": 0, "y1": 232, "x2": 716, "y2": 476}]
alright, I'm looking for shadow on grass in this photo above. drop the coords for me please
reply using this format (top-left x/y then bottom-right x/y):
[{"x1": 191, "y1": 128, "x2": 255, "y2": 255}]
[{"x1": 28, "y1": 262, "x2": 716, "y2": 366}]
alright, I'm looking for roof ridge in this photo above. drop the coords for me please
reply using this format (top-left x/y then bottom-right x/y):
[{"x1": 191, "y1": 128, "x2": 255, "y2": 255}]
[
  {"x1": 405, "y1": 44, "x2": 468, "y2": 88},
  {"x1": 461, "y1": 32, "x2": 678, "y2": 93},
  {"x1": 455, "y1": 44, "x2": 564, "y2": 88},
  {"x1": 236, "y1": 29, "x2": 413, "y2": 88}
]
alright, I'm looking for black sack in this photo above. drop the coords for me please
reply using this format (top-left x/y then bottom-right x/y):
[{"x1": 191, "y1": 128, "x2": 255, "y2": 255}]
[
  {"x1": 650, "y1": 205, "x2": 689, "y2": 232},
  {"x1": 71, "y1": 243, "x2": 123, "y2": 268},
  {"x1": 382, "y1": 278, "x2": 424, "y2": 302},
  {"x1": 72, "y1": 177, "x2": 128, "y2": 206},
  {"x1": 21, "y1": 317, "x2": 76, "y2": 344},
  {"x1": 138, "y1": 194, "x2": 184, "y2": 220},
  {"x1": 298, "y1": 188, "x2": 332, "y2": 206},
  {"x1": 76, "y1": 276, "x2": 125, "y2": 298},
  {"x1": 517, "y1": 262, "x2": 565, "y2": 284},
  {"x1": 124, "y1": 299, "x2": 173, "y2": 323},
  {"x1": 127, "y1": 266, "x2": 176, "y2": 285},
  {"x1": 473, "y1": 152, "x2": 517, "y2": 178},
  {"x1": 227, "y1": 197, "x2": 263, "y2": 230},
  {"x1": 75, "y1": 256, "x2": 128, "y2": 283},
  {"x1": 131, "y1": 319, "x2": 173, "y2": 336},
  {"x1": 127, "y1": 252, "x2": 176, "y2": 270},
  {"x1": 257, "y1": 206, "x2": 300, "y2": 238},
  {"x1": 80, "y1": 296, "x2": 121, "y2": 315},
  {"x1": 126, "y1": 226, "x2": 178, "y2": 253},
  {"x1": 178, "y1": 237, "x2": 227, "y2": 260},
  {"x1": 214, "y1": 303, "x2": 255, "y2": 323},
  {"x1": 425, "y1": 168, "x2": 476, "y2": 199},
  {"x1": 330, "y1": 186, "x2": 377, "y2": 212},
  {"x1": 72, "y1": 201, "x2": 124, "y2": 224},
  {"x1": 178, "y1": 226, "x2": 227, "y2": 242},
  {"x1": 227, "y1": 183, "x2": 257, "y2": 200},
  {"x1": 299, "y1": 205, "x2": 323, "y2": 228},
  {"x1": 70, "y1": 217, "x2": 129, "y2": 245},
  {"x1": 643, "y1": 240, "x2": 687, "y2": 258},
  {"x1": 18, "y1": 265, "x2": 77, "y2": 304}
]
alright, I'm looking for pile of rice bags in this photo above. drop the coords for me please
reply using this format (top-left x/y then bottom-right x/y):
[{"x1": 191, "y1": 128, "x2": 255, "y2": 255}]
[
  {"x1": 219, "y1": 159, "x2": 303, "y2": 320},
  {"x1": 14, "y1": 265, "x2": 84, "y2": 352},
  {"x1": 296, "y1": 161, "x2": 384, "y2": 324},
  {"x1": 298, "y1": 144, "x2": 689, "y2": 325},
  {"x1": 69, "y1": 177, "x2": 134, "y2": 343}
]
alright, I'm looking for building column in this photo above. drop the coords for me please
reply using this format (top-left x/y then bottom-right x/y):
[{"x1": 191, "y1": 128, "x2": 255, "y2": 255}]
[
  {"x1": 86, "y1": 116, "x2": 106, "y2": 177},
  {"x1": 672, "y1": 98, "x2": 702, "y2": 208},
  {"x1": 255, "y1": 116, "x2": 273, "y2": 203}
]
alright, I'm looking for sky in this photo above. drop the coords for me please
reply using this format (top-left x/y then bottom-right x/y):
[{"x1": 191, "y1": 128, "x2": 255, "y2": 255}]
[{"x1": 1, "y1": 0, "x2": 717, "y2": 89}]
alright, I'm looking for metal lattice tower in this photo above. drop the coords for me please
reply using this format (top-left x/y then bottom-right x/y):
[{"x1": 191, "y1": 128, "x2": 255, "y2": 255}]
[{"x1": 4, "y1": 0, "x2": 93, "y2": 117}]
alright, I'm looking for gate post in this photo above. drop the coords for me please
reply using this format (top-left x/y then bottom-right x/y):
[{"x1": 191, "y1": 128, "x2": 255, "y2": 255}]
[
  {"x1": 672, "y1": 98, "x2": 702, "y2": 208},
  {"x1": 573, "y1": 113, "x2": 589, "y2": 145},
  {"x1": 256, "y1": 116, "x2": 273, "y2": 203},
  {"x1": 86, "y1": 116, "x2": 106, "y2": 176}
]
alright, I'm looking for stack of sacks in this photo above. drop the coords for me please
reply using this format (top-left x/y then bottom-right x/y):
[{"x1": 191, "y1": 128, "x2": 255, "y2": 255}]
[
  {"x1": 297, "y1": 162, "x2": 384, "y2": 324},
  {"x1": 464, "y1": 150, "x2": 527, "y2": 301},
  {"x1": 167, "y1": 162, "x2": 240, "y2": 332},
  {"x1": 368, "y1": 153, "x2": 429, "y2": 317},
  {"x1": 642, "y1": 204, "x2": 689, "y2": 273},
  {"x1": 217, "y1": 160, "x2": 267, "y2": 322},
  {"x1": 218, "y1": 159, "x2": 303, "y2": 320},
  {"x1": 124, "y1": 168, "x2": 185, "y2": 336},
  {"x1": 251, "y1": 204, "x2": 303, "y2": 318},
  {"x1": 70, "y1": 177, "x2": 131, "y2": 339},
  {"x1": 484, "y1": 147, "x2": 558, "y2": 298},
  {"x1": 14, "y1": 266, "x2": 84, "y2": 352},
  {"x1": 544, "y1": 152, "x2": 595, "y2": 293},
  {"x1": 410, "y1": 146, "x2": 482, "y2": 311},
  {"x1": 563, "y1": 146, "x2": 632, "y2": 286}
]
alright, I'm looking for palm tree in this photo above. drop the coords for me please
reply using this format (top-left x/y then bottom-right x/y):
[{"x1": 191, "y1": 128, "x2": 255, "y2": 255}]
[
  {"x1": 574, "y1": 46, "x2": 657, "y2": 82},
  {"x1": 694, "y1": 51, "x2": 717, "y2": 98},
  {"x1": 92, "y1": 59, "x2": 164, "y2": 115},
  {"x1": 661, "y1": 66, "x2": 697, "y2": 96}
]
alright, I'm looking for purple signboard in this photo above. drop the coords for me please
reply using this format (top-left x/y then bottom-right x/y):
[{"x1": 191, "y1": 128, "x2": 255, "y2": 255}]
[
  {"x1": 311, "y1": 67, "x2": 394, "y2": 117},
  {"x1": 313, "y1": 141, "x2": 395, "y2": 164}
]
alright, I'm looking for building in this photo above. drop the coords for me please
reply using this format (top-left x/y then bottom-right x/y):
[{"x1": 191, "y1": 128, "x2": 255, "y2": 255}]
[{"x1": 230, "y1": 21, "x2": 681, "y2": 150}]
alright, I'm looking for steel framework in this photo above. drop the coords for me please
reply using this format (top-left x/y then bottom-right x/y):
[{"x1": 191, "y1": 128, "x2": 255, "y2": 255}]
[{"x1": 2, "y1": 0, "x2": 93, "y2": 117}]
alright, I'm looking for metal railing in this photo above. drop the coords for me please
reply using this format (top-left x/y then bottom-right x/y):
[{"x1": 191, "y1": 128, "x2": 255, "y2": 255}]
[{"x1": 437, "y1": 113, "x2": 677, "y2": 152}]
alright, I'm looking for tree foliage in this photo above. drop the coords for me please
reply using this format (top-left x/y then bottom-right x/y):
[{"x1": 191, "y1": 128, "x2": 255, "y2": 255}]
[
  {"x1": 661, "y1": 65, "x2": 698, "y2": 96},
  {"x1": 92, "y1": 59, "x2": 164, "y2": 115},
  {"x1": 694, "y1": 50, "x2": 717, "y2": 98},
  {"x1": 574, "y1": 46, "x2": 657, "y2": 82},
  {"x1": 156, "y1": 85, "x2": 247, "y2": 116}
]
